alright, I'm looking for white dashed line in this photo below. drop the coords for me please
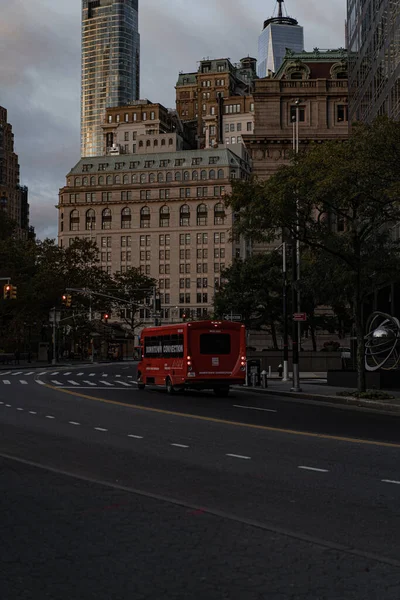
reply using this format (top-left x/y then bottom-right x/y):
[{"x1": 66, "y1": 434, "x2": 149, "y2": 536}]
[
  {"x1": 51, "y1": 381, "x2": 63, "y2": 386},
  {"x1": 45, "y1": 415, "x2": 55, "y2": 420},
  {"x1": 19, "y1": 380, "x2": 28, "y2": 385},
  {"x1": 1, "y1": 371, "x2": 10, "y2": 375},
  {"x1": 36, "y1": 381, "x2": 46, "y2": 386},
  {"x1": 64, "y1": 372, "x2": 72, "y2": 376},
  {"x1": 115, "y1": 375, "x2": 121, "y2": 378},
  {"x1": 116, "y1": 381, "x2": 132, "y2": 387},
  {"x1": 51, "y1": 372, "x2": 59, "y2": 375},
  {"x1": 94, "y1": 427, "x2": 108, "y2": 432},
  {"x1": 76, "y1": 372, "x2": 84, "y2": 376},
  {"x1": 24, "y1": 372, "x2": 34, "y2": 376},
  {"x1": 11, "y1": 372, "x2": 22, "y2": 376},
  {"x1": 99, "y1": 380, "x2": 113, "y2": 386},
  {"x1": 382, "y1": 479, "x2": 400, "y2": 485},
  {"x1": 16, "y1": 408, "x2": 24, "y2": 411},
  {"x1": 128, "y1": 434, "x2": 143, "y2": 439},
  {"x1": 68, "y1": 380, "x2": 80, "y2": 386},
  {"x1": 0, "y1": 401, "x2": 3, "y2": 404},
  {"x1": 101, "y1": 374, "x2": 108, "y2": 378},
  {"x1": 69, "y1": 421, "x2": 81, "y2": 426},
  {"x1": 3, "y1": 380, "x2": 11, "y2": 385},
  {"x1": 127, "y1": 375, "x2": 133, "y2": 378},
  {"x1": 89, "y1": 373, "x2": 95, "y2": 377},
  {"x1": 226, "y1": 454, "x2": 251, "y2": 460},
  {"x1": 29, "y1": 411, "x2": 37, "y2": 415},
  {"x1": 171, "y1": 443, "x2": 189, "y2": 449},
  {"x1": 233, "y1": 405, "x2": 277, "y2": 413},
  {"x1": 38, "y1": 372, "x2": 47, "y2": 376},
  {"x1": 298, "y1": 466, "x2": 329, "y2": 473},
  {"x1": 83, "y1": 380, "x2": 96, "y2": 386}
]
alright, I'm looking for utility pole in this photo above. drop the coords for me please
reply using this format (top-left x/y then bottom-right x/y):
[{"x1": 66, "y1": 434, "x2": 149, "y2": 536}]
[
  {"x1": 282, "y1": 241, "x2": 289, "y2": 381},
  {"x1": 291, "y1": 98, "x2": 302, "y2": 392}
]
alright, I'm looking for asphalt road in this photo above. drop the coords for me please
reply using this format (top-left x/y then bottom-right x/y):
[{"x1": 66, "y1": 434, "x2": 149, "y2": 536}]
[{"x1": 1, "y1": 362, "x2": 400, "y2": 599}]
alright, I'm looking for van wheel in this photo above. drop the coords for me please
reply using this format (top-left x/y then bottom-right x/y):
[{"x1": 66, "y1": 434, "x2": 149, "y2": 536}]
[
  {"x1": 166, "y1": 377, "x2": 175, "y2": 395},
  {"x1": 138, "y1": 382, "x2": 145, "y2": 390},
  {"x1": 214, "y1": 386, "x2": 230, "y2": 398}
]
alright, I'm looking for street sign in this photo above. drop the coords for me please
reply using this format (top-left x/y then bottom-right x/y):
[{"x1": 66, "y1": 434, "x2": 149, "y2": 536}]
[
  {"x1": 293, "y1": 312, "x2": 307, "y2": 322},
  {"x1": 224, "y1": 314, "x2": 242, "y2": 321}
]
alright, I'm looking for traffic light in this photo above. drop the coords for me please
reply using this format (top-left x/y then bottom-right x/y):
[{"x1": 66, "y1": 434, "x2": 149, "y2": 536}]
[
  {"x1": 182, "y1": 312, "x2": 187, "y2": 322},
  {"x1": 61, "y1": 294, "x2": 72, "y2": 307},
  {"x1": 102, "y1": 313, "x2": 109, "y2": 323},
  {"x1": 3, "y1": 284, "x2": 16, "y2": 300},
  {"x1": 155, "y1": 297, "x2": 161, "y2": 312}
]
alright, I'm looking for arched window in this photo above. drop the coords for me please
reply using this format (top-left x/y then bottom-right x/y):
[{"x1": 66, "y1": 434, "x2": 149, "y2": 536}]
[
  {"x1": 140, "y1": 173, "x2": 147, "y2": 184},
  {"x1": 146, "y1": 139, "x2": 151, "y2": 147},
  {"x1": 166, "y1": 172, "x2": 172, "y2": 182},
  {"x1": 90, "y1": 176, "x2": 96, "y2": 186},
  {"x1": 159, "y1": 205, "x2": 170, "y2": 228},
  {"x1": 75, "y1": 178, "x2": 81, "y2": 187},
  {"x1": 192, "y1": 170, "x2": 199, "y2": 181},
  {"x1": 209, "y1": 169, "x2": 216, "y2": 180},
  {"x1": 106, "y1": 175, "x2": 113, "y2": 185},
  {"x1": 140, "y1": 206, "x2": 151, "y2": 228},
  {"x1": 180, "y1": 204, "x2": 190, "y2": 227},
  {"x1": 214, "y1": 202, "x2": 226, "y2": 225},
  {"x1": 161, "y1": 138, "x2": 166, "y2": 146},
  {"x1": 197, "y1": 204, "x2": 208, "y2": 226},
  {"x1": 70, "y1": 210, "x2": 80, "y2": 232},
  {"x1": 157, "y1": 172, "x2": 164, "y2": 183},
  {"x1": 102, "y1": 208, "x2": 112, "y2": 230},
  {"x1": 121, "y1": 207, "x2": 131, "y2": 229},
  {"x1": 154, "y1": 139, "x2": 158, "y2": 147},
  {"x1": 123, "y1": 175, "x2": 129, "y2": 184},
  {"x1": 183, "y1": 171, "x2": 190, "y2": 181},
  {"x1": 132, "y1": 174, "x2": 138, "y2": 184},
  {"x1": 82, "y1": 177, "x2": 88, "y2": 186},
  {"x1": 98, "y1": 176, "x2": 104, "y2": 185},
  {"x1": 139, "y1": 140, "x2": 144, "y2": 147},
  {"x1": 115, "y1": 175, "x2": 121, "y2": 184},
  {"x1": 175, "y1": 172, "x2": 181, "y2": 182},
  {"x1": 217, "y1": 169, "x2": 224, "y2": 179},
  {"x1": 149, "y1": 173, "x2": 156, "y2": 183},
  {"x1": 169, "y1": 138, "x2": 173, "y2": 146},
  {"x1": 200, "y1": 170, "x2": 207, "y2": 180},
  {"x1": 85, "y1": 209, "x2": 96, "y2": 230}
]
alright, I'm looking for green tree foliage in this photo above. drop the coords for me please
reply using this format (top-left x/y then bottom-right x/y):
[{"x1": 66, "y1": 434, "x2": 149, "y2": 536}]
[
  {"x1": 226, "y1": 117, "x2": 400, "y2": 391},
  {"x1": 110, "y1": 267, "x2": 156, "y2": 335},
  {"x1": 214, "y1": 254, "x2": 283, "y2": 348}
]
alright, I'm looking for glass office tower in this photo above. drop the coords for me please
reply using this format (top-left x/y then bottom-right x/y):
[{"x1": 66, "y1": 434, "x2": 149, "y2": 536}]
[
  {"x1": 81, "y1": 0, "x2": 140, "y2": 157},
  {"x1": 257, "y1": 1, "x2": 304, "y2": 78},
  {"x1": 347, "y1": 0, "x2": 400, "y2": 122}
]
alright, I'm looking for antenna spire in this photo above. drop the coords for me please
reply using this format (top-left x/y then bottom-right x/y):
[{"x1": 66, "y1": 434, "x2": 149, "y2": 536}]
[{"x1": 277, "y1": 0, "x2": 284, "y2": 18}]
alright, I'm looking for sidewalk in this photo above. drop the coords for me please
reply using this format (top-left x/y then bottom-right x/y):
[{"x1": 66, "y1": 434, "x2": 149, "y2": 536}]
[{"x1": 241, "y1": 376, "x2": 400, "y2": 415}]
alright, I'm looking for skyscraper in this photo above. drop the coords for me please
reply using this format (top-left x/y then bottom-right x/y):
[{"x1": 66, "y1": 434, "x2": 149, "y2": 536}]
[
  {"x1": 347, "y1": 0, "x2": 400, "y2": 122},
  {"x1": 257, "y1": 0, "x2": 304, "y2": 78},
  {"x1": 81, "y1": 0, "x2": 140, "y2": 158}
]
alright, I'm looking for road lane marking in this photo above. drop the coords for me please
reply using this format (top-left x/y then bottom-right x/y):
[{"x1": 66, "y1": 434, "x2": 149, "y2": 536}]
[
  {"x1": 51, "y1": 372, "x2": 59, "y2": 375},
  {"x1": 19, "y1": 380, "x2": 28, "y2": 385},
  {"x1": 11, "y1": 372, "x2": 22, "y2": 376},
  {"x1": 16, "y1": 408, "x2": 24, "y2": 411},
  {"x1": 40, "y1": 385, "x2": 400, "y2": 450},
  {"x1": 94, "y1": 427, "x2": 108, "y2": 432},
  {"x1": 128, "y1": 434, "x2": 143, "y2": 439},
  {"x1": 83, "y1": 380, "x2": 96, "y2": 386},
  {"x1": 51, "y1": 381, "x2": 63, "y2": 386},
  {"x1": 68, "y1": 381, "x2": 80, "y2": 386},
  {"x1": 116, "y1": 381, "x2": 132, "y2": 387},
  {"x1": 64, "y1": 372, "x2": 72, "y2": 376},
  {"x1": 234, "y1": 405, "x2": 277, "y2": 413},
  {"x1": 45, "y1": 416, "x2": 55, "y2": 420},
  {"x1": 89, "y1": 373, "x2": 95, "y2": 376},
  {"x1": 115, "y1": 375, "x2": 121, "y2": 378},
  {"x1": 99, "y1": 381, "x2": 113, "y2": 386},
  {"x1": 69, "y1": 421, "x2": 80, "y2": 426},
  {"x1": 382, "y1": 479, "x2": 400, "y2": 485},
  {"x1": 171, "y1": 443, "x2": 189, "y2": 448},
  {"x1": 3, "y1": 380, "x2": 11, "y2": 385},
  {"x1": 29, "y1": 411, "x2": 37, "y2": 415},
  {"x1": 102, "y1": 374, "x2": 108, "y2": 377},
  {"x1": 298, "y1": 466, "x2": 329, "y2": 473},
  {"x1": 36, "y1": 381, "x2": 46, "y2": 386},
  {"x1": 77, "y1": 372, "x2": 84, "y2": 376},
  {"x1": 0, "y1": 401, "x2": 3, "y2": 404},
  {"x1": 226, "y1": 454, "x2": 251, "y2": 460},
  {"x1": 38, "y1": 372, "x2": 47, "y2": 376},
  {"x1": 24, "y1": 372, "x2": 34, "y2": 376},
  {"x1": 5, "y1": 404, "x2": 11, "y2": 407},
  {"x1": 1, "y1": 371, "x2": 10, "y2": 375}
]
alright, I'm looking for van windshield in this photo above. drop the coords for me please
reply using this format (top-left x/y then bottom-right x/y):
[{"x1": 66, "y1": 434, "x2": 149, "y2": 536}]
[{"x1": 200, "y1": 333, "x2": 231, "y2": 355}]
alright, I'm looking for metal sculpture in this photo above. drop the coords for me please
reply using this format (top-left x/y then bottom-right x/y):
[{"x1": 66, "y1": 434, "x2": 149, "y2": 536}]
[{"x1": 365, "y1": 312, "x2": 400, "y2": 371}]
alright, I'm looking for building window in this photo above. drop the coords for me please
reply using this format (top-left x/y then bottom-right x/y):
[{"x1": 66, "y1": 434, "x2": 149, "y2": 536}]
[
  {"x1": 121, "y1": 207, "x2": 131, "y2": 229},
  {"x1": 159, "y1": 205, "x2": 170, "y2": 228},
  {"x1": 99, "y1": 208, "x2": 111, "y2": 230},
  {"x1": 175, "y1": 172, "x2": 181, "y2": 182},
  {"x1": 85, "y1": 209, "x2": 96, "y2": 230},
  {"x1": 197, "y1": 204, "x2": 208, "y2": 226},
  {"x1": 140, "y1": 206, "x2": 151, "y2": 228},
  {"x1": 69, "y1": 210, "x2": 80, "y2": 231},
  {"x1": 214, "y1": 202, "x2": 226, "y2": 225},
  {"x1": 102, "y1": 192, "x2": 112, "y2": 203},
  {"x1": 337, "y1": 104, "x2": 348, "y2": 122},
  {"x1": 247, "y1": 122, "x2": 253, "y2": 131},
  {"x1": 290, "y1": 106, "x2": 305, "y2": 122},
  {"x1": 166, "y1": 172, "x2": 172, "y2": 182},
  {"x1": 192, "y1": 170, "x2": 199, "y2": 181},
  {"x1": 157, "y1": 172, "x2": 164, "y2": 183},
  {"x1": 180, "y1": 204, "x2": 190, "y2": 226}
]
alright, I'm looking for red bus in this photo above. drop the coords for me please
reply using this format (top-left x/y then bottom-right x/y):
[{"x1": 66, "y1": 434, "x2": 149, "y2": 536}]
[{"x1": 137, "y1": 320, "x2": 246, "y2": 397}]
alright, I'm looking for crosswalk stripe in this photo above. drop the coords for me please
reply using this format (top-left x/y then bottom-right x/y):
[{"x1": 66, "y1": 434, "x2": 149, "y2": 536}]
[
  {"x1": 115, "y1": 375, "x2": 121, "y2": 378},
  {"x1": 24, "y1": 372, "x2": 34, "y2": 376},
  {"x1": 1, "y1": 371, "x2": 11, "y2": 376},
  {"x1": 64, "y1": 372, "x2": 71, "y2": 376},
  {"x1": 51, "y1": 372, "x2": 59, "y2": 375},
  {"x1": 68, "y1": 380, "x2": 80, "y2": 386},
  {"x1": 77, "y1": 372, "x2": 84, "y2": 376},
  {"x1": 116, "y1": 381, "x2": 132, "y2": 387},
  {"x1": 38, "y1": 372, "x2": 47, "y2": 376},
  {"x1": 89, "y1": 373, "x2": 95, "y2": 377},
  {"x1": 102, "y1": 374, "x2": 108, "y2": 378},
  {"x1": 83, "y1": 380, "x2": 96, "y2": 386},
  {"x1": 36, "y1": 381, "x2": 46, "y2": 386},
  {"x1": 3, "y1": 380, "x2": 11, "y2": 385},
  {"x1": 11, "y1": 372, "x2": 22, "y2": 376},
  {"x1": 99, "y1": 380, "x2": 113, "y2": 386},
  {"x1": 20, "y1": 380, "x2": 28, "y2": 385},
  {"x1": 51, "y1": 380, "x2": 63, "y2": 386}
]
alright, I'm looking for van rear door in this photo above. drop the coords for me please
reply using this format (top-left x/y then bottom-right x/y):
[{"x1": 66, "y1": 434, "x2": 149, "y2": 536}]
[{"x1": 190, "y1": 328, "x2": 240, "y2": 376}]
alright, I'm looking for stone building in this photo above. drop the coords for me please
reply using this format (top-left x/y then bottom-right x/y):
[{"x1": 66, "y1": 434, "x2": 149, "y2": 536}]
[
  {"x1": 244, "y1": 48, "x2": 349, "y2": 181},
  {"x1": 58, "y1": 148, "x2": 251, "y2": 321},
  {"x1": 176, "y1": 57, "x2": 257, "y2": 148},
  {"x1": 0, "y1": 106, "x2": 30, "y2": 237}
]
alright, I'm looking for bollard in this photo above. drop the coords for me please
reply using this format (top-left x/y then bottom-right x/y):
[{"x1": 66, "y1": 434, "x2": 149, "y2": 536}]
[
  {"x1": 268, "y1": 366, "x2": 272, "y2": 378},
  {"x1": 251, "y1": 372, "x2": 257, "y2": 387},
  {"x1": 261, "y1": 370, "x2": 268, "y2": 388}
]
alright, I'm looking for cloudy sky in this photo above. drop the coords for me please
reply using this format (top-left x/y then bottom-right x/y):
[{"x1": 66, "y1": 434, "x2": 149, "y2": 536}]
[{"x1": 0, "y1": 0, "x2": 346, "y2": 239}]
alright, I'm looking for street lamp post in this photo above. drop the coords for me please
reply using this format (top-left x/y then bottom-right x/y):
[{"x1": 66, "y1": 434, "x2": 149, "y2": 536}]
[{"x1": 291, "y1": 99, "x2": 302, "y2": 392}]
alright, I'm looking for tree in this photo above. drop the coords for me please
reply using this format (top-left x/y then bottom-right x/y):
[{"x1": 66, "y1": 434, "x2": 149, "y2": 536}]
[
  {"x1": 110, "y1": 267, "x2": 156, "y2": 335},
  {"x1": 227, "y1": 117, "x2": 400, "y2": 391},
  {"x1": 214, "y1": 254, "x2": 284, "y2": 349}
]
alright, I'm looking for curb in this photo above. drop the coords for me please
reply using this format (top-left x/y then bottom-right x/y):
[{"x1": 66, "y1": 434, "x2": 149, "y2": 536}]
[{"x1": 235, "y1": 386, "x2": 400, "y2": 416}]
